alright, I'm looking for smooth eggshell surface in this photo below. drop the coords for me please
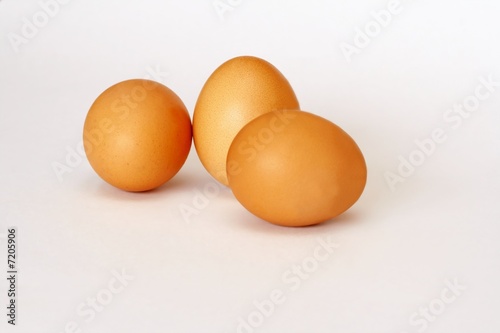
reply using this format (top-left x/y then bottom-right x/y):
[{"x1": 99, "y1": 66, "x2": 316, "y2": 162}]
[
  {"x1": 83, "y1": 79, "x2": 192, "y2": 192},
  {"x1": 193, "y1": 56, "x2": 299, "y2": 186},
  {"x1": 227, "y1": 110, "x2": 367, "y2": 227}
]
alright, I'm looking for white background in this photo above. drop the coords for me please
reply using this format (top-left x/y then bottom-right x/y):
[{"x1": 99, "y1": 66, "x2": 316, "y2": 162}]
[{"x1": 1, "y1": 0, "x2": 500, "y2": 332}]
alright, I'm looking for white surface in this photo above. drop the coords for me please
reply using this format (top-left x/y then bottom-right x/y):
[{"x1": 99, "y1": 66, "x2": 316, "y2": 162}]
[{"x1": 1, "y1": 0, "x2": 500, "y2": 332}]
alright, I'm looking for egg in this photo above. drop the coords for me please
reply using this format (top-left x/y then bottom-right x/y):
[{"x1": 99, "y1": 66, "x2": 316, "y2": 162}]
[
  {"x1": 83, "y1": 79, "x2": 192, "y2": 192},
  {"x1": 193, "y1": 56, "x2": 299, "y2": 186},
  {"x1": 227, "y1": 110, "x2": 367, "y2": 227}
]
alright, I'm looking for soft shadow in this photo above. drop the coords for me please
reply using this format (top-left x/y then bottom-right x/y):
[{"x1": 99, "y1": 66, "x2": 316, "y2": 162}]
[
  {"x1": 92, "y1": 170, "x2": 200, "y2": 202},
  {"x1": 237, "y1": 209, "x2": 361, "y2": 237}
]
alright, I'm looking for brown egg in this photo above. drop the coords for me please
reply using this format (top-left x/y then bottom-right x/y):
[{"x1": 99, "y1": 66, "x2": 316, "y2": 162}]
[
  {"x1": 227, "y1": 110, "x2": 367, "y2": 227},
  {"x1": 83, "y1": 79, "x2": 192, "y2": 192},
  {"x1": 193, "y1": 56, "x2": 299, "y2": 186}
]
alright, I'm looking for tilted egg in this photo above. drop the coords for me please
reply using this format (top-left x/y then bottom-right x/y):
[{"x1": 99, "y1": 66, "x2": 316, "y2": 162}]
[
  {"x1": 193, "y1": 56, "x2": 299, "y2": 186},
  {"x1": 227, "y1": 110, "x2": 367, "y2": 227}
]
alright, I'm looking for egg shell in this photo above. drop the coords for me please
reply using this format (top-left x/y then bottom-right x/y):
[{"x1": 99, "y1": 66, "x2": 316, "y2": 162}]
[
  {"x1": 83, "y1": 79, "x2": 192, "y2": 192},
  {"x1": 193, "y1": 56, "x2": 299, "y2": 186},
  {"x1": 227, "y1": 110, "x2": 367, "y2": 227}
]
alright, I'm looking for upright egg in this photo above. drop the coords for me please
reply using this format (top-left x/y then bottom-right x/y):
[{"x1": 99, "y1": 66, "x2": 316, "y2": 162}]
[
  {"x1": 83, "y1": 79, "x2": 192, "y2": 192},
  {"x1": 227, "y1": 110, "x2": 367, "y2": 227},
  {"x1": 193, "y1": 56, "x2": 299, "y2": 186}
]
